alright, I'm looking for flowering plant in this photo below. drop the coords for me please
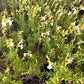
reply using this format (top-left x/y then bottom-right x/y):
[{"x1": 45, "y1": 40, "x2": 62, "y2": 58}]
[{"x1": 0, "y1": 0, "x2": 84, "y2": 84}]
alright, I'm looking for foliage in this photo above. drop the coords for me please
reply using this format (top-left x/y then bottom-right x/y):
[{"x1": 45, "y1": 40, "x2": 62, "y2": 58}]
[{"x1": 0, "y1": 0, "x2": 84, "y2": 84}]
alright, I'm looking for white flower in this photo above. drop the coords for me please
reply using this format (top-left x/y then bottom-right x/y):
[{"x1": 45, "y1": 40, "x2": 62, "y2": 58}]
[
  {"x1": 10, "y1": 42, "x2": 14, "y2": 47},
  {"x1": 78, "y1": 46, "x2": 81, "y2": 49},
  {"x1": 81, "y1": 41, "x2": 84, "y2": 43},
  {"x1": 48, "y1": 37, "x2": 51, "y2": 41},
  {"x1": 48, "y1": 11, "x2": 51, "y2": 15},
  {"x1": 72, "y1": 7, "x2": 77, "y2": 15},
  {"x1": 27, "y1": 5, "x2": 29, "y2": 8},
  {"x1": 19, "y1": 39, "x2": 23, "y2": 44},
  {"x1": 45, "y1": 21, "x2": 47, "y2": 25},
  {"x1": 41, "y1": 33, "x2": 44, "y2": 37},
  {"x1": 24, "y1": 53, "x2": 27, "y2": 57},
  {"x1": 73, "y1": 21, "x2": 76, "y2": 25},
  {"x1": 20, "y1": 44, "x2": 23, "y2": 49},
  {"x1": 45, "y1": 2, "x2": 47, "y2": 5},
  {"x1": 56, "y1": 44, "x2": 59, "y2": 47},
  {"x1": 73, "y1": 10, "x2": 76, "y2": 15},
  {"x1": 19, "y1": 39, "x2": 23, "y2": 49},
  {"x1": 53, "y1": 9, "x2": 55, "y2": 12},
  {"x1": 43, "y1": 15, "x2": 46, "y2": 21},
  {"x1": 75, "y1": 25, "x2": 80, "y2": 31},
  {"x1": 57, "y1": 26, "x2": 59, "y2": 31},
  {"x1": 81, "y1": 19, "x2": 83, "y2": 21},
  {"x1": 25, "y1": 0, "x2": 27, "y2": 3},
  {"x1": 51, "y1": 22, "x2": 54, "y2": 26},
  {"x1": 16, "y1": 9, "x2": 18, "y2": 12},
  {"x1": 8, "y1": 17, "x2": 11, "y2": 20},
  {"x1": 67, "y1": 58, "x2": 74, "y2": 64},
  {"x1": 47, "y1": 31, "x2": 50, "y2": 36},
  {"x1": 47, "y1": 63, "x2": 52, "y2": 70},
  {"x1": 58, "y1": 9, "x2": 60, "y2": 12},
  {"x1": 1, "y1": 20, "x2": 6, "y2": 27},
  {"x1": 30, "y1": 54, "x2": 32, "y2": 57},
  {"x1": 73, "y1": 7, "x2": 76, "y2": 11},
  {"x1": 7, "y1": 17, "x2": 12, "y2": 26},
  {"x1": 67, "y1": 11, "x2": 71, "y2": 15},
  {"x1": 66, "y1": 53, "x2": 69, "y2": 57},
  {"x1": 39, "y1": 7, "x2": 41, "y2": 12},
  {"x1": 60, "y1": 11, "x2": 63, "y2": 15}
]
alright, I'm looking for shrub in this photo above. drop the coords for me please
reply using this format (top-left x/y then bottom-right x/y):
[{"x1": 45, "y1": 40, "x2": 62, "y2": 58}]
[{"x1": 0, "y1": 0, "x2": 84, "y2": 84}]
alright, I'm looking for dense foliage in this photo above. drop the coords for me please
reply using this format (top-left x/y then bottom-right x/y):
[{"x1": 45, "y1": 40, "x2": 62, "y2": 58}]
[{"x1": 0, "y1": 0, "x2": 84, "y2": 84}]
